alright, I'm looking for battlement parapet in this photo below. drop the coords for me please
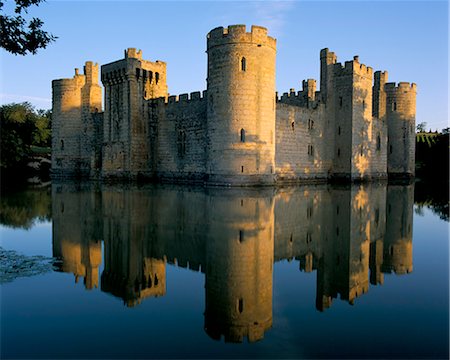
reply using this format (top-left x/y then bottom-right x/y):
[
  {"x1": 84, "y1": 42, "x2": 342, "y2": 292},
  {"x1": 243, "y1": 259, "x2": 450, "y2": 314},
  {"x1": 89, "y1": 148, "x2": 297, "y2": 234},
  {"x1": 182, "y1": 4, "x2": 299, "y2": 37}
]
[
  {"x1": 385, "y1": 82, "x2": 417, "y2": 93},
  {"x1": 207, "y1": 24, "x2": 276, "y2": 50},
  {"x1": 374, "y1": 70, "x2": 388, "y2": 82},
  {"x1": 320, "y1": 48, "x2": 337, "y2": 63},
  {"x1": 125, "y1": 47, "x2": 142, "y2": 60},
  {"x1": 52, "y1": 62, "x2": 100, "y2": 89},
  {"x1": 331, "y1": 55, "x2": 373, "y2": 78},
  {"x1": 165, "y1": 90, "x2": 207, "y2": 104},
  {"x1": 277, "y1": 79, "x2": 319, "y2": 108},
  {"x1": 146, "y1": 90, "x2": 207, "y2": 107}
]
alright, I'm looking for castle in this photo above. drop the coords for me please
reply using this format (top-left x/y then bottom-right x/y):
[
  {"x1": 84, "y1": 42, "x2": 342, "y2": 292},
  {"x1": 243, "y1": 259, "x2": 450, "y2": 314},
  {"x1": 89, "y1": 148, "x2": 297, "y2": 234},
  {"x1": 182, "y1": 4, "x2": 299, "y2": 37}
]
[{"x1": 51, "y1": 25, "x2": 417, "y2": 185}]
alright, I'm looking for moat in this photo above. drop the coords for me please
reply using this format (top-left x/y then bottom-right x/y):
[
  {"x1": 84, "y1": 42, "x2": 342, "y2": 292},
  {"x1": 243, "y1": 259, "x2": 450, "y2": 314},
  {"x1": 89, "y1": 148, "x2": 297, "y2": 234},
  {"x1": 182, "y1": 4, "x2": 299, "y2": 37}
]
[{"x1": 1, "y1": 182, "x2": 448, "y2": 359}]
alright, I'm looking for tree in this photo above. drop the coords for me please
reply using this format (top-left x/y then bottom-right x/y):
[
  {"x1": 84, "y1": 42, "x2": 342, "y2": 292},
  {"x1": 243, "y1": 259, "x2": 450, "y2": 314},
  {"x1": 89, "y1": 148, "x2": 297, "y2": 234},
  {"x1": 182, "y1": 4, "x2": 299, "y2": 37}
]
[
  {"x1": 416, "y1": 122, "x2": 427, "y2": 133},
  {"x1": 0, "y1": 102, "x2": 51, "y2": 170},
  {"x1": 0, "y1": 0, "x2": 56, "y2": 55}
]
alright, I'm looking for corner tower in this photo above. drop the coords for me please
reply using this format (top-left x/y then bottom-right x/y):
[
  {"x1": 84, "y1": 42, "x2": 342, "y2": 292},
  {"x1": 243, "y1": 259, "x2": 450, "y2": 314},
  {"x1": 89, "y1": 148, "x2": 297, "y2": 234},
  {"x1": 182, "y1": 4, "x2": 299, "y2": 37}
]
[
  {"x1": 206, "y1": 25, "x2": 277, "y2": 185},
  {"x1": 385, "y1": 82, "x2": 417, "y2": 178}
]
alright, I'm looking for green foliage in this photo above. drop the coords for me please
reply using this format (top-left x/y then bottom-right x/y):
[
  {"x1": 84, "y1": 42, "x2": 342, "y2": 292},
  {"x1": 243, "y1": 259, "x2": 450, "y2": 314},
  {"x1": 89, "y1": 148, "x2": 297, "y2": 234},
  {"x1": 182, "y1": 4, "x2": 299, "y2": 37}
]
[
  {"x1": 0, "y1": 102, "x2": 51, "y2": 170},
  {"x1": 0, "y1": 0, "x2": 57, "y2": 55},
  {"x1": 416, "y1": 122, "x2": 427, "y2": 133},
  {"x1": 416, "y1": 132, "x2": 437, "y2": 147}
]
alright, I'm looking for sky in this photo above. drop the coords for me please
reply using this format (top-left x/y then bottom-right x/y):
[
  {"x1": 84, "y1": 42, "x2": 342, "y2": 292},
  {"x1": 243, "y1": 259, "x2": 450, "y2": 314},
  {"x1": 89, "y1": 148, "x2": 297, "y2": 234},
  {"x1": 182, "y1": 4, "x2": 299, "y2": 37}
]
[{"x1": 0, "y1": 0, "x2": 448, "y2": 131}]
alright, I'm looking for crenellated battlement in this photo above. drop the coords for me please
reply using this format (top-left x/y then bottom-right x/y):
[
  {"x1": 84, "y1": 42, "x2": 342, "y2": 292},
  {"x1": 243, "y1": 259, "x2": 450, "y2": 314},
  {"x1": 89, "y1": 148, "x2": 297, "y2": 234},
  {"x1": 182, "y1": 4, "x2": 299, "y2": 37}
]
[
  {"x1": 332, "y1": 56, "x2": 373, "y2": 77},
  {"x1": 385, "y1": 82, "x2": 417, "y2": 92},
  {"x1": 207, "y1": 24, "x2": 276, "y2": 50},
  {"x1": 277, "y1": 79, "x2": 319, "y2": 109},
  {"x1": 125, "y1": 47, "x2": 142, "y2": 60},
  {"x1": 166, "y1": 90, "x2": 207, "y2": 104}
]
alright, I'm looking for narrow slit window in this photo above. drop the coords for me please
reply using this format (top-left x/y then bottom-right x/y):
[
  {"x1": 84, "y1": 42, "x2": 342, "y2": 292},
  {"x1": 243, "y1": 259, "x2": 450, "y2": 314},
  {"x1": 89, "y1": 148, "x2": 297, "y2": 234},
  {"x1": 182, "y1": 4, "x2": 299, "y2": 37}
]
[
  {"x1": 240, "y1": 128, "x2": 245, "y2": 142},
  {"x1": 241, "y1": 57, "x2": 246, "y2": 71},
  {"x1": 155, "y1": 72, "x2": 160, "y2": 84},
  {"x1": 60, "y1": 140, "x2": 64, "y2": 150},
  {"x1": 238, "y1": 298, "x2": 244, "y2": 313},
  {"x1": 239, "y1": 230, "x2": 244, "y2": 242},
  {"x1": 339, "y1": 97, "x2": 343, "y2": 108},
  {"x1": 376, "y1": 133, "x2": 381, "y2": 151}
]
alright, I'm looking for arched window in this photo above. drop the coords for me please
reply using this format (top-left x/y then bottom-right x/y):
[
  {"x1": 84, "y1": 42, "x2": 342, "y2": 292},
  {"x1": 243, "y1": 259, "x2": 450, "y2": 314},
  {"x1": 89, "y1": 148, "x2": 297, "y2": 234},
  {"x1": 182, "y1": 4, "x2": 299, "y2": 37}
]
[
  {"x1": 240, "y1": 128, "x2": 245, "y2": 142},
  {"x1": 149, "y1": 71, "x2": 153, "y2": 83},
  {"x1": 241, "y1": 57, "x2": 246, "y2": 71},
  {"x1": 155, "y1": 72, "x2": 160, "y2": 84}
]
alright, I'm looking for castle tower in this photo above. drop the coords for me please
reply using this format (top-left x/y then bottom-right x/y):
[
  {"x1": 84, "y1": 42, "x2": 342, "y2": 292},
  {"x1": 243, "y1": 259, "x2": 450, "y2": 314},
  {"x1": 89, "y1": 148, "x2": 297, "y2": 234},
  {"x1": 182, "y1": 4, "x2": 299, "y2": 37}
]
[
  {"x1": 373, "y1": 71, "x2": 388, "y2": 120},
  {"x1": 101, "y1": 48, "x2": 168, "y2": 179},
  {"x1": 52, "y1": 63, "x2": 102, "y2": 177},
  {"x1": 330, "y1": 56, "x2": 379, "y2": 180},
  {"x1": 206, "y1": 25, "x2": 277, "y2": 185},
  {"x1": 204, "y1": 189, "x2": 274, "y2": 342},
  {"x1": 319, "y1": 48, "x2": 337, "y2": 103},
  {"x1": 385, "y1": 82, "x2": 417, "y2": 178}
]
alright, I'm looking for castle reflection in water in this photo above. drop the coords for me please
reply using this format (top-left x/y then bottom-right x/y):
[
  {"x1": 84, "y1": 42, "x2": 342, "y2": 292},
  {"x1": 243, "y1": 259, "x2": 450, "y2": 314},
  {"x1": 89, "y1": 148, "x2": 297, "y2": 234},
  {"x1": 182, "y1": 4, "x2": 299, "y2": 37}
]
[{"x1": 52, "y1": 182, "x2": 413, "y2": 343}]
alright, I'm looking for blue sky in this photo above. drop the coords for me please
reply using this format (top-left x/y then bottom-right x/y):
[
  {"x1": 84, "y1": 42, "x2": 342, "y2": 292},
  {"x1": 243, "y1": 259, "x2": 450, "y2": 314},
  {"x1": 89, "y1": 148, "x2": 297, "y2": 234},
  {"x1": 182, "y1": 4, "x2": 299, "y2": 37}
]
[{"x1": 0, "y1": 0, "x2": 448, "y2": 130}]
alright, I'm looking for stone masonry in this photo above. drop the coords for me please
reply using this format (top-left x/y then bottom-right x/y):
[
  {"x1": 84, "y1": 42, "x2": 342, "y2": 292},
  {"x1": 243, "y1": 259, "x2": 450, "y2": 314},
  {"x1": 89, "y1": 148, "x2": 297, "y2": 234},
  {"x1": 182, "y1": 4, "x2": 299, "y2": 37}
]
[{"x1": 51, "y1": 25, "x2": 417, "y2": 185}]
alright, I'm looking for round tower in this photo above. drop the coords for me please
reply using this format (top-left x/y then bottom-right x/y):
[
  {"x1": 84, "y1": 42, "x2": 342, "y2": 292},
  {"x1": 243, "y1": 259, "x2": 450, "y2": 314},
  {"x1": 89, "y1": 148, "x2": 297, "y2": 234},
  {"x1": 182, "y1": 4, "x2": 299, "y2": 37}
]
[
  {"x1": 51, "y1": 71, "x2": 85, "y2": 177},
  {"x1": 385, "y1": 82, "x2": 417, "y2": 178},
  {"x1": 206, "y1": 25, "x2": 277, "y2": 185}
]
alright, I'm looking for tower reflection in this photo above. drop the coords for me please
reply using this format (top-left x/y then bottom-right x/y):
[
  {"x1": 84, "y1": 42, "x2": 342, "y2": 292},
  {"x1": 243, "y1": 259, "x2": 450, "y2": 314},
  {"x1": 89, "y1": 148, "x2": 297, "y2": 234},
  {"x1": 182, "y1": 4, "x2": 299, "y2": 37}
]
[{"x1": 52, "y1": 182, "x2": 414, "y2": 342}]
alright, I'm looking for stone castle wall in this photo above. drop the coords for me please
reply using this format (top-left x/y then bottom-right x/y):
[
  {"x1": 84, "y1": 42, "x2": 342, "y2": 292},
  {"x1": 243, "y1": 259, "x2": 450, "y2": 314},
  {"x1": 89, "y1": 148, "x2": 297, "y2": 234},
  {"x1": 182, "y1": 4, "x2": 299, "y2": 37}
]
[
  {"x1": 150, "y1": 93, "x2": 207, "y2": 182},
  {"x1": 51, "y1": 25, "x2": 416, "y2": 185}
]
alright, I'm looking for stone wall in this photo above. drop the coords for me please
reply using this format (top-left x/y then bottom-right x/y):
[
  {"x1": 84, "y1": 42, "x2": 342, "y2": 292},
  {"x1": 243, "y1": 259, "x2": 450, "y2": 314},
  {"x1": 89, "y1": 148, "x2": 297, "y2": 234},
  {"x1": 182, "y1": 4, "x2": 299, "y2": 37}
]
[
  {"x1": 275, "y1": 102, "x2": 332, "y2": 181},
  {"x1": 149, "y1": 92, "x2": 207, "y2": 182}
]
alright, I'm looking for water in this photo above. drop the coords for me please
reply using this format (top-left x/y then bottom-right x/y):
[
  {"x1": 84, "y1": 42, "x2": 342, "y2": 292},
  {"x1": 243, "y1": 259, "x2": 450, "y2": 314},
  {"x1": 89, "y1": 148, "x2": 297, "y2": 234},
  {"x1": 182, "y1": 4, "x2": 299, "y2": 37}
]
[{"x1": 1, "y1": 182, "x2": 448, "y2": 359}]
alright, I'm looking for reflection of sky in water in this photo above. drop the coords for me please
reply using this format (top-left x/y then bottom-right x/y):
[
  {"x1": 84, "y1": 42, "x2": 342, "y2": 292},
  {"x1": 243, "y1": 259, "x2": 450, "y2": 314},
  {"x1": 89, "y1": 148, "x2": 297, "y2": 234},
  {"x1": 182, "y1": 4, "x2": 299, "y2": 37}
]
[{"x1": 1, "y1": 185, "x2": 448, "y2": 359}]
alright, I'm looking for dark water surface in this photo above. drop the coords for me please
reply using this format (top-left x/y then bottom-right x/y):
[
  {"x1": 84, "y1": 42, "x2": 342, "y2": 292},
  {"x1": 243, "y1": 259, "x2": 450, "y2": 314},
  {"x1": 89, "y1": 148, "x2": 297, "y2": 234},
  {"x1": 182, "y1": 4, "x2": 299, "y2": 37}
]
[{"x1": 1, "y1": 182, "x2": 448, "y2": 359}]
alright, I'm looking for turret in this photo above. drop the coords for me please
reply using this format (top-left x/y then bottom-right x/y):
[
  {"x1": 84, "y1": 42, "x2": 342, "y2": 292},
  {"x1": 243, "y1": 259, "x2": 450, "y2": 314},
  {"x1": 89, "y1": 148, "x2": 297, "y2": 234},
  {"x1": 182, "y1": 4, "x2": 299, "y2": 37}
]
[
  {"x1": 319, "y1": 48, "x2": 337, "y2": 103},
  {"x1": 373, "y1": 71, "x2": 388, "y2": 120},
  {"x1": 385, "y1": 82, "x2": 417, "y2": 178},
  {"x1": 51, "y1": 62, "x2": 102, "y2": 178},
  {"x1": 206, "y1": 25, "x2": 277, "y2": 185}
]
